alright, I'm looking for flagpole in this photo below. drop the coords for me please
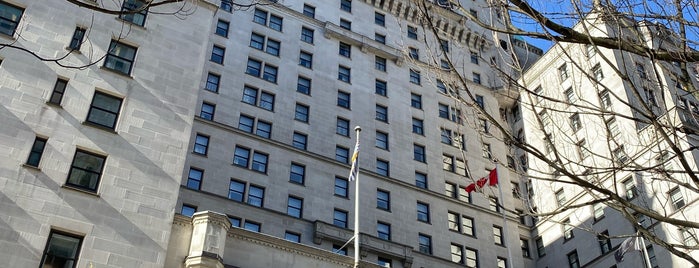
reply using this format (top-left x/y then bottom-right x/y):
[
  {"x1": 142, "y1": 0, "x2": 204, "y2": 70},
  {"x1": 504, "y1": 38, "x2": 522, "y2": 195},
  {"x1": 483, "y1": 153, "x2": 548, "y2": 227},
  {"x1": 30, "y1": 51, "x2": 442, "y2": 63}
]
[
  {"x1": 639, "y1": 234, "x2": 652, "y2": 268},
  {"x1": 353, "y1": 126, "x2": 361, "y2": 268},
  {"x1": 495, "y1": 163, "x2": 514, "y2": 268}
]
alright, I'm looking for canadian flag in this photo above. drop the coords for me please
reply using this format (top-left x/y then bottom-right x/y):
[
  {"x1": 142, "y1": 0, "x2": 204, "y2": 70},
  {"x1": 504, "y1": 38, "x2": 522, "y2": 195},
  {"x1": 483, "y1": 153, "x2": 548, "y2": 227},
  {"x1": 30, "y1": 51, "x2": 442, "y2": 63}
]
[{"x1": 464, "y1": 169, "x2": 498, "y2": 193}]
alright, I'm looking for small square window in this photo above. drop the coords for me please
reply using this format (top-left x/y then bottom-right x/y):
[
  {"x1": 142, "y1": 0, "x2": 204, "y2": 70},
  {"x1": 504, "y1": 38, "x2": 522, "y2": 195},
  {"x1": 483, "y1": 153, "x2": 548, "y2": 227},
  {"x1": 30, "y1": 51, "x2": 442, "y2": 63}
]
[
  {"x1": 417, "y1": 202, "x2": 430, "y2": 222},
  {"x1": 66, "y1": 150, "x2": 106, "y2": 192},
  {"x1": 375, "y1": 80, "x2": 387, "y2": 96},
  {"x1": 336, "y1": 117, "x2": 350, "y2": 136},
  {"x1": 411, "y1": 93, "x2": 422, "y2": 109},
  {"x1": 376, "y1": 159, "x2": 389, "y2": 176},
  {"x1": 120, "y1": 0, "x2": 148, "y2": 26},
  {"x1": 336, "y1": 146, "x2": 349, "y2": 163},
  {"x1": 244, "y1": 220, "x2": 261, "y2": 232},
  {"x1": 290, "y1": 163, "x2": 305, "y2": 184},
  {"x1": 301, "y1": 27, "x2": 314, "y2": 43},
  {"x1": 375, "y1": 56, "x2": 387, "y2": 71},
  {"x1": 377, "y1": 221, "x2": 391, "y2": 240},
  {"x1": 40, "y1": 230, "x2": 83, "y2": 268},
  {"x1": 410, "y1": 69, "x2": 421, "y2": 85},
  {"x1": 333, "y1": 209, "x2": 348, "y2": 228},
  {"x1": 375, "y1": 105, "x2": 388, "y2": 122},
  {"x1": 104, "y1": 41, "x2": 137, "y2": 75},
  {"x1": 299, "y1": 51, "x2": 313, "y2": 69},
  {"x1": 337, "y1": 91, "x2": 351, "y2": 109},
  {"x1": 375, "y1": 131, "x2": 389, "y2": 150},
  {"x1": 26, "y1": 137, "x2": 47, "y2": 167},
  {"x1": 418, "y1": 234, "x2": 431, "y2": 254},
  {"x1": 285, "y1": 231, "x2": 301, "y2": 243},
  {"x1": 210, "y1": 45, "x2": 225, "y2": 64},
  {"x1": 295, "y1": 103, "x2": 309, "y2": 122},
  {"x1": 377, "y1": 189, "x2": 390, "y2": 210},
  {"x1": 338, "y1": 66, "x2": 351, "y2": 83},
  {"x1": 303, "y1": 4, "x2": 315, "y2": 18},
  {"x1": 339, "y1": 42, "x2": 351, "y2": 58},
  {"x1": 215, "y1": 20, "x2": 229, "y2": 37},
  {"x1": 186, "y1": 167, "x2": 203, "y2": 190},
  {"x1": 335, "y1": 176, "x2": 348, "y2": 197},
  {"x1": 86, "y1": 92, "x2": 123, "y2": 129},
  {"x1": 247, "y1": 185, "x2": 265, "y2": 207},
  {"x1": 407, "y1": 26, "x2": 418, "y2": 39},
  {"x1": 0, "y1": 2, "x2": 24, "y2": 37},
  {"x1": 414, "y1": 144, "x2": 426, "y2": 162},
  {"x1": 193, "y1": 134, "x2": 209, "y2": 155},
  {"x1": 375, "y1": 12, "x2": 385, "y2": 26},
  {"x1": 412, "y1": 118, "x2": 424, "y2": 135},
  {"x1": 375, "y1": 33, "x2": 386, "y2": 44},
  {"x1": 49, "y1": 78, "x2": 68, "y2": 105},
  {"x1": 340, "y1": 0, "x2": 352, "y2": 12},
  {"x1": 251, "y1": 152, "x2": 268, "y2": 173},
  {"x1": 228, "y1": 180, "x2": 245, "y2": 201},
  {"x1": 68, "y1": 27, "x2": 86, "y2": 50},
  {"x1": 473, "y1": 72, "x2": 481, "y2": 84},
  {"x1": 292, "y1": 132, "x2": 308, "y2": 150},
  {"x1": 220, "y1": 0, "x2": 232, "y2": 12},
  {"x1": 233, "y1": 146, "x2": 250, "y2": 167},
  {"x1": 200, "y1": 102, "x2": 215, "y2": 120},
  {"x1": 340, "y1": 19, "x2": 351, "y2": 30},
  {"x1": 415, "y1": 172, "x2": 427, "y2": 189},
  {"x1": 287, "y1": 196, "x2": 303, "y2": 218},
  {"x1": 205, "y1": 73, "x2": 220, "y2": 92},
  {"x1": 297, "y1": 76, "x2": 312, "y2": 93}
]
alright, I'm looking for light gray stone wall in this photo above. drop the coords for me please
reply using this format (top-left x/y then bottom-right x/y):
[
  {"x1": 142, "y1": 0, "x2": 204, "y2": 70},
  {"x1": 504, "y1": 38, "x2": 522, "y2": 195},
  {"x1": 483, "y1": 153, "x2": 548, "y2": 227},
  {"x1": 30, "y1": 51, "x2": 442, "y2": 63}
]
[{"x1": 0, "y1": 1, "x2": 216, "y2": 267}]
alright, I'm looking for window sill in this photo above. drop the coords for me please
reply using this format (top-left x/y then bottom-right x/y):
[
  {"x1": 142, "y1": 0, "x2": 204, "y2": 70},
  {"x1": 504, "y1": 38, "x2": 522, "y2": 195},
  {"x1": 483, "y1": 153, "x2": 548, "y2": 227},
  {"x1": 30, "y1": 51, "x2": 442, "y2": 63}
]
[
  {"x1": 61, "y1": 185, "x2": 100, "y2": 197},
  {"x1": 116, "y1": 17, "x2": 147, "y2": 29},
  {"x1": 45, "y1": 101, "x2": 63, "y2": 108},
  {"x1": 21, "y1": 164, "x2": 41, "y2": 171},
  {"x1": 64, "y1": 47, "x2": 82, "y2": 54},
  {"x1": 99, "y1": 66, "x2": 133, "y2": 79},
  {"x1": 82, "y1": 121, "x2": 118, "y2": 134}
]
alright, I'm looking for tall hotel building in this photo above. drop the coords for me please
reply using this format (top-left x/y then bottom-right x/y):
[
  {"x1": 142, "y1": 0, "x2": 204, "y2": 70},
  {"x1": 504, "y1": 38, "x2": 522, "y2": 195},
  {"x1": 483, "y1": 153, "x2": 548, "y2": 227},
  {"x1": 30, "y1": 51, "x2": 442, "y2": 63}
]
[
  {"x1": 517, "y1": 9, "x2": 699, "y2": 268},
  {"x1": 1, "y1": 0, "x2": 536, "y2": 267}
]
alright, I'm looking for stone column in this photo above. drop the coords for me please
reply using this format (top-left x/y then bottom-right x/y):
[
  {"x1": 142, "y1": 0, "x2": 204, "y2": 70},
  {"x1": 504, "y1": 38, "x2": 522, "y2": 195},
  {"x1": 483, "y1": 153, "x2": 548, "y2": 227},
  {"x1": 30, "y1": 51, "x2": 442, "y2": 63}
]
[{"x1": 185, "y1": 211, "x2": 230, "y2": 268}]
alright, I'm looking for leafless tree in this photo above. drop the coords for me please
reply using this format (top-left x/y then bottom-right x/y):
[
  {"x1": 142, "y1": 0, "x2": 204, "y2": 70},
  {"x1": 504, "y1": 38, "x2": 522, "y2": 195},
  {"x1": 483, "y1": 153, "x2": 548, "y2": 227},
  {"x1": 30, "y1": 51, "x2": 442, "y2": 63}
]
[{"x1": 408, "y1": 0, "x2": 699, "y2": 265}]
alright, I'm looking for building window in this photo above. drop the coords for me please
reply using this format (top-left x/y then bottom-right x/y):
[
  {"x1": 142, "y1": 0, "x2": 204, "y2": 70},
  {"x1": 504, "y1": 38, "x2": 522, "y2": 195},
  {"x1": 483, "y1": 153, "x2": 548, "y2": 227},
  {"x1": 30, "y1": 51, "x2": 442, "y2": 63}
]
[
  {"x1": 250, "y1": 33, "x2": 281, "y2": 56},
  {"x1": 339, "y1": 42, "x2": 351, "y2": 58},
  {"x1": 440, "y1": 39, "x2": 449, "y2": 52},
  {"x1": 220, "y1": 0, "x2": 232, "y2": 11},
  {"x1": 26, "y1": 137, "x2": 47, "y2": 167},
  {"x1": 119, "y1": 0, "x2": 147, "y2": 26},
  {"x1": 40, "y1": 230, "x2": 83, "y2": 268},
  {"x1": 375, "y1": 56, "x2": 387, "y2": 71},
  {"x1": 593, "y1": 203, "x2": 605, "y2": 221},
  {"x1": 303, "y1": 4, "x2": 315, "y2": 18},
  {"x1": 337, "y1": 91, "x2": 351, "y2": 109},
  {"x1": 409, "y1": 47, "x2": 419, "y2": 60},
  {"x1": 251, "y1": 152, "x2": 268, "y2": 173},
  {"x1": 570, "y1": 113, "x2": 581, "y2": 132},
  {"x1": 253, "y1": 9, "x2": 283, "y2": 31},
  {"x1": 68, "y1": 27, "x2": 86, "y2": 50},
  {"x1": 438, "y1": 103, "x2": 449, "y2": 119},
  {"x1": 338, "y1": 65, "x2": 351, "y2": 83},
  {"x1": 577, "y1": 139, "x2": 589, "y2": 159},
  {"x1": 598, "y1": 230, "x2": 612, "y2": 254},
  {"x1": 333, "y1": 209, "x2": 348, "y2": 228},
  {"x1": 407, "y1": 25, "x2": 417, "y2": 39},
  {"x1": 448, "y1": 211, "x2": 460, "y2": 231},
  {"x1": 555, "y1": 189, "x2": 566, "y2": 207},
  {"x1": 680, "y1": 227, "x2": 698, "y2": 246},
  {"x1": 0, "y1": 2, "x2": 23, "y2": 36},
  {"x1": 301, "y1": 27, "x2": 314, "y2": 43},
  {"x1": 210, "y1": 45, "x2": 225, "y2": 64},
  {"x1": 228, "y1": 180, "x2": 245, "y2": 202},
  {"x1": 465, "y1": 247, "x2": 478, "y2": 268},
  {"x1": 377, "y1": 221, "x2": 391, "y2": 240},
  {"x1": 567, "y1": 250, "x2": 580, "y2": 268},
  {"x1": 376, "y1": 159, "x2": 389, "y2": 176},
  {"x1": 335, "y1": 176, "x2": 348, "y2": 197},
  {"x1": 592, "y1": 64, "x2": 604, "y2": 81},
  {"x1": 340, "y1": 19, "x2": 351, "y2": 30},
  {"x1": 66, "y1": 150, "x2": 106, "y2": 192},
  {"x1": 285, "y1": 231, "x2": 301, "y2": 243},
  {"x1": 443, "y1": 154, "x2": 455, "y2": 172},
  {"x1": 409, "y1": 69, "x2": 421, "y2": 84},
  {"x1": 418, "y1": 234, "x2": 432, "y2": 254},
  {"x1": 295, "y1": 103, "x2": 309, "y2": 123},
  {"x1": 482, "y1": 143, "x2": 492, "y2": 159},
  {"x1": 451, "y1": 244, "x2": 463, "y2": 264},
  {"x1": 186, "y1": 167, "x2": 203, "y2": 190},
  {"x1": 462, "y1": 216, "x2": 475, "y2": 236},
  {"x1": 470, "y1": 51, "x2": 479, "y2": 64},
  {"x1": 378, "y1": 257, "x2": 392, "y2": 267},
  {"x1": 473, "y1": 72, "x2": 481, "y2": 84},
  {"x1": 238, "y1": 115, "x2": 253, "y2": 132},
  {"x1": 375, "y1": 33, "x2": 386, "y2": 44},
  {"x1": 535, "y1": 237, "x2": 545, "y2": 257},
  {"x1": 48, "y1": 78, "x2": 69, "y2": 105},
  {"x1": 415, "y1": 172, "x2": 427, "y2": 189},
  {"x1": 336, "y1": 117, "x2": 350, "y2": 136},
  {"x1": 376, "y1": 105, "x2": 388, "y2": 122},
  {"x1": 375, "y1": 131, "x2": 388, "y2": 150},
  {"x1": 647, "y1": 245, "x2": 659, "y2": 268},
  {"x1": 558, "y1": 63, "x2": 569, "y2": 81},
  {"x1": 521, "y1": 239, "x2": 531, "y2": 258},
  {"x1": 233, "y1": 146, "x2": 250, "y2": 167},
  {"x1": 181, "y1": 204, "x2": 196, "y2": 217},
  {"x1": 205, "y1": 73, "x2": 220, "y2": 92},
  {"x1": 489, "y1": 197, "x2": 500, "y2": 212},
  {"x1": 239, "y1": 87, "x2": 273, "y2": 109},
  {"x1": 416, "y1": 202, "x2": 429, "y2": 223},
  {"x1": 333, "y1": 244, "x2": 347, "y2": 255},
  {"x1": 290, "y1": 163, "x2": 305, "y2": 184},
  {"x1": 622, "y1": 177, "x2": 637, "y2": 200},
  {"x1": 412, "y1": 118, "x2": 424, "y2": 135},
  {"x1": 244, "y1": 221, "x2": 261, "y2": 232},
  {"x1": 375, "y1": 80, "x2": 387, "y2": 96},
  {"x1": 669, "y1": 187, "x2": 685, "y2": 210},
  {"x1": 104, "y1": 41, "x2": 137, "y2": 75},
  {"x1": 292, "y1": 132, "x2": 308, "y2": 150},
  {"x1": 193, "y1": 134, "x2": 209, "y2": 155},
  {"x1": 377, "y1": 189, "x2": 390, "y2": 211},
  {"x1": 613, "y1": 146, "x2": 628, "y2": 164},
  {"x1": 562, "y1": 218, "x2": 574, "y2": 240},
  {"x1": 375, "y1": 12, "x2": 385, "y2": 26},
  {"x1": 215, "y1": 19, "x2": 229, "y2": 37},
  {"x1": 287, "y1": 196, "x2": 303, "y2": 218},
  {"x1": 247, "y1": 185, "x2": 265, "y2": 207},
  {"x1": 228, "y1": 216, "x2": 241, "y2": 227},
  {"x1": 340, "y1": 0, "x2": 352, "y2": 12},
  {"x1": 413, "y1": 144, "x2": 426, "y2": 162},
  {"x1": 410, "y1": 93, "x2": 422, "y2": 109},
  {"x1": 336, "y1": 146, "x2": 349, "y2": 163},
  {"x1": 299, "y1": 52, "x2": 313, "y2": 69},
  {"x1": 246, "y1": 59, "x2": 278, "y2": 83},
  {"x1": 493, "y1": 225, "x2": 504, "y2": 245}
]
